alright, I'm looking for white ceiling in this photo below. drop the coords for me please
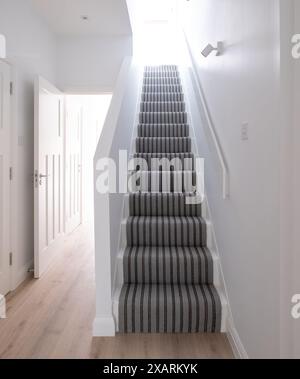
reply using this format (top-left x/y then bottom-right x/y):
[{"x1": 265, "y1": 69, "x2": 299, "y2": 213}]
[
  {"x1": 127, "y1": 0, "x2": 177, "y2": 33},
  {"x1": 31, "y1": 0, "x2": 132, "y2": 36}
]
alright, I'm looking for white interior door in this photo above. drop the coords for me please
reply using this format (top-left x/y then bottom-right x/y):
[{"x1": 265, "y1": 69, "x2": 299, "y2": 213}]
[
  {"x1": 65, "y1": 98, "x2": 82, "y2": 234},
  {"x1": 0, "y1": 60, "x2": 11, "y2": 295},
  {"x1": 34, "y1": 77, "x2": 64, "y2": 278}
]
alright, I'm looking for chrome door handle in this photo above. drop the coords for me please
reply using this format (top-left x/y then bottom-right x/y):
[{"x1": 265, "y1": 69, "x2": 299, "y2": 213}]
[
  {"x1": 34, "y1": 171, "x2": 50, "y2": 187},
  {"x1": 39, "y1": 174, "x2": 49, "y2": 186}
]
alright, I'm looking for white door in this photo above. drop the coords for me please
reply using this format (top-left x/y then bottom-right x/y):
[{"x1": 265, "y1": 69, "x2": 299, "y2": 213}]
[
  {"x1": 65, "y1": 98, "x2": 82, "y2": 234},
  {"x1": 34, "y1": 77, "x2": 64, "y2": 278},
  {"x1": 0, "y1": 60, "x2": 11, "y2": 295}
]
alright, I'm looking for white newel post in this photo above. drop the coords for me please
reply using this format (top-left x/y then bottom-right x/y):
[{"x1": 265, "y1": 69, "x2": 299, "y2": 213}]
[
  {"x1": 93, "y1": 191, "x2": 115, "y2": 336},
  {"x1": 92, "y1": 57, "x2": 135, "y2": 337}
]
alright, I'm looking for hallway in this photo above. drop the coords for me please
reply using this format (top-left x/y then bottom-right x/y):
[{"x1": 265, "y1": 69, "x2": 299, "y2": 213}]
[{"x1": 0, "y1": 226, "x2": 233, "y2": 359}]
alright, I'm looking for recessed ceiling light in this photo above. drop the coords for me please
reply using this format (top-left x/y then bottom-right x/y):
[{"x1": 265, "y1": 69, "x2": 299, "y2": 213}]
[{"x1": 81, "y1": 15, "x2": 89, "y2": 21}]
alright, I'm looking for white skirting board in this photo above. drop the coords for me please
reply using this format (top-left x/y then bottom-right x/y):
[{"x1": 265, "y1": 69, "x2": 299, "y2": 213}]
[
  {"x1": 93, "y1": 316, "x2": 116, "y2": 337},
  {"x1": 226, "y1": 314, "x2": 249, "y2": 359}
]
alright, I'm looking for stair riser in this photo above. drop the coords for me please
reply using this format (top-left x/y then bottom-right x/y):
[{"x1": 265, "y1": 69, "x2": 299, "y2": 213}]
[
  {"x1": 142, "y1": 93, "x2": 184, "y2": 102},
  {"x1": 118, "y1": 284, "x2": 222, "y2": 333},
  {"x1": 143, "y1": 78, "x2": 181, "y2": 86},
  {"x1": 142, "y1": 85, "x2": 183, "y2": 93},
  {"x1": 140, "y1": 103, "x2": 186, "y2": 113},
  {"x1": 128, "y1": 172, "x2": 196, "y2": 193},
  {"x1": 144, "y1": 74, "x2": 180, "y2": 79},
  {"x1": 133, "y1": 153, "x2": 195, "y2": 171},
  {"x1": 139, "y1": 112, "x2": 188, "y2": 124},
  {"x1": 144, "y1": 67, "x2": 179, "y2": 74},
  {"x1": 145, "y1": 66, "x2": 178, "y2": 73},
  {"x1": 129, "y1": 193, "x2": 201, "y2": 217},
  {"x1": 136, "y1": 138, "x2": 191, "y2": 154},
  {"x1": 138, "y1": 124, "x2": 189, "y2": 138},
  {"x1": 123, "y1": 247, "x2": 214, "y2": 285},
  {"x1": 126, "y1": 217, "x2": 207, "y2": 247}
]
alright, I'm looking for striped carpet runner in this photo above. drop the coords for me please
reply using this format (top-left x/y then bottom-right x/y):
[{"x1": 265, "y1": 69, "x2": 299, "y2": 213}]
[{"x1": 119, "y1": 65, "x2": 222, "y2": 334}]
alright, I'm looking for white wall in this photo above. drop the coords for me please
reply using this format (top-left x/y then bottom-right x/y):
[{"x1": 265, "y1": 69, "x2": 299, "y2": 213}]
[
  {"x1": 180, "y1": 0, "x2": 282, "y2": 358},
  {"x1": 57, "y1": 36, "x2": 133, "y2": 93},
  {"x1": 0, "y1": 0, "x2": 132, "y2": 291},
  {"x1": 277, "y1": 0, "x2": 300, "y2": 359},
  {"x1": 278, "y1": 0, "x2": 295, "y2": 359},
  {"x1": 291, "y1": 0, "x2": 300, "y2": 359},
  {"x1": 0, "y1": 0, "x2": 57, "y2": 289}
]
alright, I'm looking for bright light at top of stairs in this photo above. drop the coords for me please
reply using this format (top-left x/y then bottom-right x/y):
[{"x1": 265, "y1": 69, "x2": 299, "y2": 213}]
[{"x1": 131, "y1": 0, "x2": 189, "y2": 66}]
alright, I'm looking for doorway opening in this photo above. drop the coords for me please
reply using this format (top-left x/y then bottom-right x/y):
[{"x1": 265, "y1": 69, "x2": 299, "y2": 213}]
[
  {"x1": 34, "y1": 80, "x2": 111, "y2": 278},
  {"x1": 64, "y1": 95, "x2": 112, "y2": 237}
]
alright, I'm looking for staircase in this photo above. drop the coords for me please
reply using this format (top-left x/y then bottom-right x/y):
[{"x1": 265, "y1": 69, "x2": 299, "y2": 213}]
[{"x1": 118, "y1": 65, "x2": 222, "y2": 334}]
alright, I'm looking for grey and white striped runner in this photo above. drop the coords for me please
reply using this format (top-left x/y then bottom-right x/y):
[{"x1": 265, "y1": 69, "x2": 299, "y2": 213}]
[{"x1": 119, "y1": 65, "x2": 222, "y2": 334}]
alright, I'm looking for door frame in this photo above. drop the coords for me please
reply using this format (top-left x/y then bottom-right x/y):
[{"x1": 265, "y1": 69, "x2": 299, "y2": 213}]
[
  {"x1": 64, "y1": 98, "x2": 83, "y2": 235},
  {"x1": 0, "y1": 58, "x2": 14, "y2": 293}
]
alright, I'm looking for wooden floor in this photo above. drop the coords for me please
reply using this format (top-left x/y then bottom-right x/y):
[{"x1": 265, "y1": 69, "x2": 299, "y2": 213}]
[{"x1": 0, "y1": 226, "x2": 234, "y2": 359}]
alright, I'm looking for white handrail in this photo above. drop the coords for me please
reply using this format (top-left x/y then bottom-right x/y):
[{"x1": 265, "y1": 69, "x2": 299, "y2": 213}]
[{"x1": 184, "y1": 34, "x2": 229, "y2": 199}]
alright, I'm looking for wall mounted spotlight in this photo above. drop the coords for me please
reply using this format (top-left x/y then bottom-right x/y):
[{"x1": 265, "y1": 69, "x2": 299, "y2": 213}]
[{"x1": 201, "y1": 42, "x2": 223, "y2": 57}]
